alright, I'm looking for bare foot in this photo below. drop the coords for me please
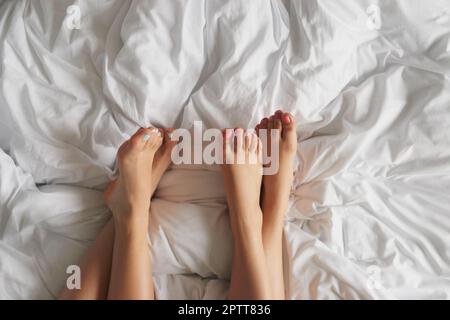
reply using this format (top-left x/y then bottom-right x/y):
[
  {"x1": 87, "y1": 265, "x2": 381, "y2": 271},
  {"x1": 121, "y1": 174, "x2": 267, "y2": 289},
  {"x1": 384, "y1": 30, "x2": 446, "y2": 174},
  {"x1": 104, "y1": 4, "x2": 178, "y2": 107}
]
[
  {"x1": 104, "y1": 128, "x2": 178, "y2": 211},
  {"x1": 256, "y1": 110, "x2": 297, "y2": 299},
  {"x1": 149, "y1": 128, "x2": 178, "y2": 196},
  {"x1": 221, "y1": 128, "x2": 263, "y2": 231},
  {"x1": 103, "y1": 127, "x2": 162, "y2": 220},
  {"x1": 256, "y1": 110, "x2": 297, "y2": 225}
]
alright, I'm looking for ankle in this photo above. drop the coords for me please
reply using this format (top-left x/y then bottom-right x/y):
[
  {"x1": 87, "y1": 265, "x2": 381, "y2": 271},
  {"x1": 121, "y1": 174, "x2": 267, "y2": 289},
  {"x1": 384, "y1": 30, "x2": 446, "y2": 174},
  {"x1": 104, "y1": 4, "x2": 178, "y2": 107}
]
[
  {"x1": 113, "y1": 210, "x2": 148, "y2": 232},
  {"x1": 261, "y1": 197, "x2": 288, "y2": 215},
  {"x1": 230, "y1": 207, "x2": 263, "y2": 236},
  {"x1": 232, "y1": 224, "x2": 263, "y2": 249}
]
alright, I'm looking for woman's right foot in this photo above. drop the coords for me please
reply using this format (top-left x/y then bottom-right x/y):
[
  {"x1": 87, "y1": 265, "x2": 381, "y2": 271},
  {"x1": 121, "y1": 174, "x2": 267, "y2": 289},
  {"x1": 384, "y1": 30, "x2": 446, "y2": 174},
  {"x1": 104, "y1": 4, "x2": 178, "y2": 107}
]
[
  {"x1": 104, "y1": 128, "x2": 178, "y2": 209},
  {"x1": 256, "y1": 110, "x2": 297, "y2": 300},
  {"x1": 149, "y1": 128, "x2": 178, "y2": 196},
  {"x1": 256, "y1": 110, "x2": 297, "y2": 229},
  {"x1": 103, "y1": 127, "x2": 162, "y2": 221}
]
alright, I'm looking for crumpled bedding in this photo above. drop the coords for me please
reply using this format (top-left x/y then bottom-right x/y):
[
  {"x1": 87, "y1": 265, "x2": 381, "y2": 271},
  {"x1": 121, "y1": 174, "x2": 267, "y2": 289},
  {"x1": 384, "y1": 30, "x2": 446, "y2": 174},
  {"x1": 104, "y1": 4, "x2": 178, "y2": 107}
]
[{"x1": 0, "y1": 0, "x2": 449, "y2": 299}]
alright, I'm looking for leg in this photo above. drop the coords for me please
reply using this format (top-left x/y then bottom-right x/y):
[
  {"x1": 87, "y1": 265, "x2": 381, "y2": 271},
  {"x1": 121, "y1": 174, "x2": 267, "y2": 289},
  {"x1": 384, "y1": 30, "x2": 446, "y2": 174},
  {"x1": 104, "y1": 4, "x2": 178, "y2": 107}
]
[
  {"x1": 106, "y1": 127, "x2": 162, "y2": 299},
  {"x1": 221, "y1": 128, "x2": 272, "y2": 300},
  {"x1": 108, "y1": 212, "x2": 154, "y2": 299},
  {"x1": 256, "y1": 111, "x2": 297, "y2": 300},
  {"x1": 59, "y1": 128, "x2": 176, "y2": 300},
  {"x1": 59, "y1": 219, "x2": 114, "y2": 300}
]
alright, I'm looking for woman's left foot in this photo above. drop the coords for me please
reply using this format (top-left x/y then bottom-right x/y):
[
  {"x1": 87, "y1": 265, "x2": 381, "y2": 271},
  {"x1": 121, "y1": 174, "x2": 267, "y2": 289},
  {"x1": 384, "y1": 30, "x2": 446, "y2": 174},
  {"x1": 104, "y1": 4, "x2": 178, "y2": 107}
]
[
  {"x1": 221, "y1": 128, "x2": 272, "y2": 299},
  {"x1": 221, "y1": 128, "x2": 264, "y2": 231}
]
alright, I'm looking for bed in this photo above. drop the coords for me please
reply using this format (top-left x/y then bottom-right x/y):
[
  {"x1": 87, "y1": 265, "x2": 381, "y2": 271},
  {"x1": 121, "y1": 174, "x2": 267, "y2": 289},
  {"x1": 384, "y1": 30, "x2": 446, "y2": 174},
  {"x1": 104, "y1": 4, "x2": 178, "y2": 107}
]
[{"x1": 0, "y1": 0, "x2": 449, "y2": 299}]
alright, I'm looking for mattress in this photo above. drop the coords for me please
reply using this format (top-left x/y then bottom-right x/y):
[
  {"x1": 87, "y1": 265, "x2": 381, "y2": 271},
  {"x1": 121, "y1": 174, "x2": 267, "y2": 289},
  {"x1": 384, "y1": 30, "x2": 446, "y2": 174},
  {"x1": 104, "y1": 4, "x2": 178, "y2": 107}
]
[{"x1": 0, "y1": 0, "x2": 449, "y2": 299}]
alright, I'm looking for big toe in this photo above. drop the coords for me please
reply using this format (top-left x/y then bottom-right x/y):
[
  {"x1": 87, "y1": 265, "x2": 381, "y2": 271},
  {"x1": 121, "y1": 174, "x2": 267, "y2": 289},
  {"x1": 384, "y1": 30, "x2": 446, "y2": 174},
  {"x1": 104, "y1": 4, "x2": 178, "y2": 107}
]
[
  {"x1": 144, "y1": 127, "x2": 163, "y2": 150},
  {"x1": 126, "y1": 127, "x2": 160, "y2": 152},
  {"x1": 158, "y1": 128, "x2": 178, "y2": 160},
  {"x1": 281, "y1": 112, "x2": 297, "y2": 149},
  {"x1": 164, "y1": 128, "x2": 178, "y2": 148}
]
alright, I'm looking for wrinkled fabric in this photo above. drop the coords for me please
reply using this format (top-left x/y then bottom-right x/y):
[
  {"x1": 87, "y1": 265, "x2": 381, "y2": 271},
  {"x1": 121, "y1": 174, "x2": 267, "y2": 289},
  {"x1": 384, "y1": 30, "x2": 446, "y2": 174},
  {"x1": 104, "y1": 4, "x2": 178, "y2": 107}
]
[{"x1": 0, "y1": 0, "x2": 449, "y2": 299}]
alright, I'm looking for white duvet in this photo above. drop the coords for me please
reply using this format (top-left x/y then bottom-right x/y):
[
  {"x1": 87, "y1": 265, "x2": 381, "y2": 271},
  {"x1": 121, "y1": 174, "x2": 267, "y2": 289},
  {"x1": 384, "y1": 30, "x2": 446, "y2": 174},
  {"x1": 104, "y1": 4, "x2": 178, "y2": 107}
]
[{"x1": 1, "y1": 0, "x2": 449, "y2": 299}]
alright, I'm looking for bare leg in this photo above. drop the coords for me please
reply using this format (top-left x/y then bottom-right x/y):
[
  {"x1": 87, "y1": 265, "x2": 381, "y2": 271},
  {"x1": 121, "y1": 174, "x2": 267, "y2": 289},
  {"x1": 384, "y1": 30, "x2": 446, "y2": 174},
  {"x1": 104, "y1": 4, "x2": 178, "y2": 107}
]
[
  {"x1": 108, "y1": 217, "x2": 152, "y2": 299},
  {"x1": 221, "y1": 128, "x2": 272, "y2": 300},
  {"x1": 58, "y1": 219, "x2": 114, "y2": 300},
  {"x1": 59, "y1": 128, "x2": 176, "y2": 300},
  {"x1": 256, "y1": 111, "x2": 297, "y2": 300},
  {"x1": 105, "y1": 127, "x2": 163, "y2": 299}
]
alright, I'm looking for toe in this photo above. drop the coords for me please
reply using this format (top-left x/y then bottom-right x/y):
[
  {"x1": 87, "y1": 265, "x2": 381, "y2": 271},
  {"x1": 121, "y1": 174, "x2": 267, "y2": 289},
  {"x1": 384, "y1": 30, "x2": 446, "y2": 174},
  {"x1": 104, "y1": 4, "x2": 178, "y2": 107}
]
[
  {"x1": 127, "y1": 127, "x2": 151, "y2": 152},
  {"x1": 234, "y1": 128, "x2": 245, "y2": 152},
  {"x1": 281, "y1": 112, "x2": 297, "y2": 150},
  {"x1": 165, "y1": 128, "x2": 178, "y2": 145},
  {"x1": 268, "y1": 116, "x2": 275, "y2": 130},
  {"x1": 160, "y1": 128, "x2": 178, "y2": 155},
  {"x1": 260, "y1": 117, "x2": 269, "y2": 130},
  {"x1": 157, "y1": 128, "x2": 165, "y2": 140},
  {"x1": 223, "y1": 128, "x2": 233, "y2": 147},
  {"x1": 142, "y1": 127, "x2": 163, "y2": 149},
  {"x1": 233, "y1": 128, "x2": 246, "y2": 164},
  {"x1": 247, "y1": 132, "x2": 260, "y2": 164},
  {"x1": 275, "y1": 110, "x2": 283, "y2": 119},
  {"x1": 281, "y1": 113, "x2": 295, "y2": 134},
  {"x1": 222, "y1": 128, "x2": 234, "y2": 163},
  {"x1": 250, "y1": 132, "x2": 259, "y2": 152},
  {"x1": 258, "y1": 118, "x2": 269, "y2": 141},
  {"x1": 274, "y1": 113, "x2": 282, "y2": 131},
  {"x1": 244, "y1": 131, "x2": 252, "y2": 150}
]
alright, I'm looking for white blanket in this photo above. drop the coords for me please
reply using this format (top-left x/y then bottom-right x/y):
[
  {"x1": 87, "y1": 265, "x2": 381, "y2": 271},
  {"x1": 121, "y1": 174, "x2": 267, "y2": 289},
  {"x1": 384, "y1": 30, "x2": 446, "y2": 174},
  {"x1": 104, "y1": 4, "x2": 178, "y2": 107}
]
[{"x1": 1, "y1": 0, "x2": 449, "y2": 299}]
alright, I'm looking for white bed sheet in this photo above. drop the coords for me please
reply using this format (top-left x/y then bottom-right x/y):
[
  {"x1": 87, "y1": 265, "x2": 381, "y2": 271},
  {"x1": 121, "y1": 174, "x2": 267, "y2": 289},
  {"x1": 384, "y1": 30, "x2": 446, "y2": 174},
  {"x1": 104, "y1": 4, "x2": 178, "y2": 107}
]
[{"x1": 0, "y1": 0, "x2": 449, "y2": 299}]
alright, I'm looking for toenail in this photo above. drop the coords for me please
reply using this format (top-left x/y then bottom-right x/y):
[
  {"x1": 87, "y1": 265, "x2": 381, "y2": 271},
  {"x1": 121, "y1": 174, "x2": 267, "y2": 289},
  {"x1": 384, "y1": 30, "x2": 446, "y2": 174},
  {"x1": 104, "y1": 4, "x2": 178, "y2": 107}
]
[
  {"x1": 149, "y1": 128, "x2": 160, "y2": 136},
  {"x1": 225, "y1": 129, "x2": 233, "y2": 139},
  {"x1": 283, "y1": 114, "x2": 291, "y2": 124},
  {"x1": 142, "y1": 134, "x2": 150, "y2": 142}
]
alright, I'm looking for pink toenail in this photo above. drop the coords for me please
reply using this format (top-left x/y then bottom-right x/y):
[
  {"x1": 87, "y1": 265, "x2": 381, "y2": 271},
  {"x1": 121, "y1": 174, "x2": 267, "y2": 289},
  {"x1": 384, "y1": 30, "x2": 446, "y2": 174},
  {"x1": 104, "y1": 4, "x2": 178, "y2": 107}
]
[
  {"x1": 283, "y1": 114, "x2": 291, "y2": 124},
  {"x1": 225, "y1": 129, "x2": 233, "y2": 138}
]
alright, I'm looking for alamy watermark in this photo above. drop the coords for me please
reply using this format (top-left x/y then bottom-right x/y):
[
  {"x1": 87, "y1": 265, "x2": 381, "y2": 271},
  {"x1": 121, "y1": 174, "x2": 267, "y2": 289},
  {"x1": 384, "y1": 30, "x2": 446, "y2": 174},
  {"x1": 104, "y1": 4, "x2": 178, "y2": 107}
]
[
  {"x1": 167, "y1": 121, "x2": 280, "y2": 175},
  {"x1": 66, "y1": 265, "x2": 81, "y2": 290},
  {"x1": 366, "y1": 265, "x2": 383, "y2": 291},
  {"x1": 64, "y1": 5, "x2": 81, "y2": 30},
  {"x1": 366, "y1": 5, "x2": 381, "y2": 31}
]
